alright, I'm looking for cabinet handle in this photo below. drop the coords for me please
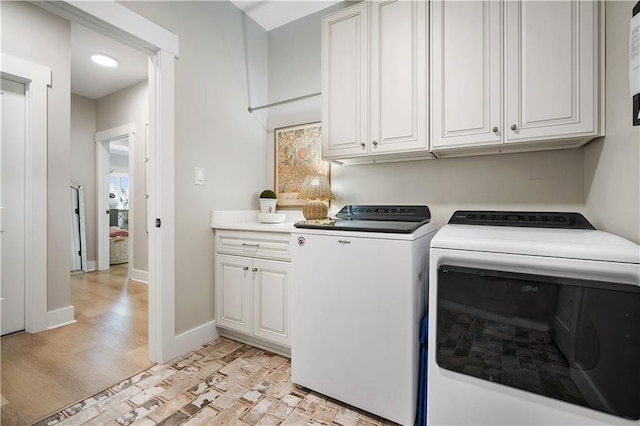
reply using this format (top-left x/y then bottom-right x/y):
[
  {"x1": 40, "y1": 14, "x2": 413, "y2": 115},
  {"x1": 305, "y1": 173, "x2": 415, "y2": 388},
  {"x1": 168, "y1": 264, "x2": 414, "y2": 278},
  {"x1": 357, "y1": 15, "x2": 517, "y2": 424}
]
[
  {"x1": 372, "y1": 140, "x2": 378, "y2": 147},
  {"x1": 510, "y1": 124, "x2": 517, "y2": 131},
  {"x1": 243, "y1": 266, "x2": 249, "y2": 271},
  {"x1": 252, "y1": 267, "x2": 258, "y2": 272},
  {"x1": 492, "y1": 126, "x2": 498, "y2": 133},
  {"x1": 360, "y1": 142, "x2": 366, "y2": 148},
  {"x1": 241, "y1": 243, "x2": 260, "y2": 248}
]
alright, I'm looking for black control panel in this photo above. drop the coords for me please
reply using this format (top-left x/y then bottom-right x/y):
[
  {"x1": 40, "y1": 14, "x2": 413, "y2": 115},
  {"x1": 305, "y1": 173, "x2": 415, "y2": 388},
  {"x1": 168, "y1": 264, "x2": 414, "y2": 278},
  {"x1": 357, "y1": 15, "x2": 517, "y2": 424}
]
[
  {"x1": 448, "y1": 211, "x2": 595, "y2": 229},
  {"x1": 336, "y1": 205, "x2": 431, "y2": 222}
]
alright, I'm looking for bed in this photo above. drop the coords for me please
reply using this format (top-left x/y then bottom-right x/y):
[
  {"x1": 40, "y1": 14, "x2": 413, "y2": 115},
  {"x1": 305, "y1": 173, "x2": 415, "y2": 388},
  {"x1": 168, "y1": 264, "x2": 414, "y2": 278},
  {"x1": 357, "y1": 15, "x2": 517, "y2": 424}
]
[{"x1": 109, "y1": 225, "x2": 129, "y2": 264}]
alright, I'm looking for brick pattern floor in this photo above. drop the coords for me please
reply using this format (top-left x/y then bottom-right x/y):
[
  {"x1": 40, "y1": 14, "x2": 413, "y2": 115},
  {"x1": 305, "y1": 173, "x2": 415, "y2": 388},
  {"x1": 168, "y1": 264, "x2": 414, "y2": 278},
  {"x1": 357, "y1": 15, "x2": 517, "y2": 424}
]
[{"x1": 33, "y1": 338, "x2": 400, "y2": 426}]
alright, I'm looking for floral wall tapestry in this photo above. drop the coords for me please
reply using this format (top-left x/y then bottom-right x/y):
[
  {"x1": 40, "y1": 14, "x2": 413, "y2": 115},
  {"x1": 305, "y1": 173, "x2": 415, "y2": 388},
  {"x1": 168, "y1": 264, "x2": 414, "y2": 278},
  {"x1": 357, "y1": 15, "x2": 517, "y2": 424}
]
[{"x1": 275, "y1": 122, "x2": 330, "y2": 207}]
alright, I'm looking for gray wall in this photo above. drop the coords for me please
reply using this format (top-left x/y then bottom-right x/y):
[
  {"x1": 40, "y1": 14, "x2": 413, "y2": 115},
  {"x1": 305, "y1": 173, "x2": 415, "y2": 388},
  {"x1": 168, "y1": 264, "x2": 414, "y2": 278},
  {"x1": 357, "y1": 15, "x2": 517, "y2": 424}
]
[
  {"x1": 266, "y1": 3, "x2": 349, "y2": 186},
  {"x1": 97, "y1": 80, "x2": 149, "y2": 273},
  {"x1": 123, "y1": 1, "x2": 269, "y2": 334},
  {"x1": 70, "y1": 94, "x2": 97, "y2": 265},
  {"x1": 2, "y1": 1, "x2": 72, "y2": 311},
  {"x1": 584, "y1": 1, "x2": 640, "y2": 244},
  {"x1": 268, "y1": 1, "x2": 639, "y2": 244}
]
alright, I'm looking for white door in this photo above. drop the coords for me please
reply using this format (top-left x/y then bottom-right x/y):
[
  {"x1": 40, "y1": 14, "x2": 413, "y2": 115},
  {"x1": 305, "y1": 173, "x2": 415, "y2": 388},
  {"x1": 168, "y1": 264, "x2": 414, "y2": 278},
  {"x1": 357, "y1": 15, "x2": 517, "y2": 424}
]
[
  {"x1": 505, "y1": 0, "x2": 597, "y2": 142},
  {"x1": 370, "y1": 0, "x2": 427, "y2": 155},
  {"x1": 252, "y1": 259, "x2": 290, "y2": 346},
  {"x1": 321, "y1": 2, "x2": 369, "y2": 159},
  {"x1": 1, "y1": 77, "x2": 27, "y2": 335},
  {"x1": 430, "y1": 0, "x2": 503, "y2": 149},
  {"x1": 215, "y1": 254, "x2": 252, "y2": 335}
]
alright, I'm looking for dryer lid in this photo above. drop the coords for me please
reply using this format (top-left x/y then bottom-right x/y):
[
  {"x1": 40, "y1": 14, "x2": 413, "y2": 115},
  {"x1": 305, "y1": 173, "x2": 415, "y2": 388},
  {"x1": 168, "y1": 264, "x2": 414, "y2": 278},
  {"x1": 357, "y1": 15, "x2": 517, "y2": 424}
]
[{"x1": 431, "y1": 223, "x2": 640, "y2": 264}]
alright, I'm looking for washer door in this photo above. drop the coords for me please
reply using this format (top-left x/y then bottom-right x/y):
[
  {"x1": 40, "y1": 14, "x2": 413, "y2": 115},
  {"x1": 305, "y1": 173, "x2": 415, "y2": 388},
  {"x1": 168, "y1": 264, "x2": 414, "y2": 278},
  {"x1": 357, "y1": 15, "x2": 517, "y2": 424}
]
[{"x1": 436, "y1": 264, "x2": 640, "y2": 420}]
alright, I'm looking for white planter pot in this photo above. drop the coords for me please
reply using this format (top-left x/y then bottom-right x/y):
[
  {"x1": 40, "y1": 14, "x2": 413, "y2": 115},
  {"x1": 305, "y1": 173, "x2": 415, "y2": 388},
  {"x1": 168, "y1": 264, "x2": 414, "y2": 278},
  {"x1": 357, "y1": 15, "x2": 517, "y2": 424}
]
[{"x1": 259, "y1": 199, "x2": 277, "y2": 214}]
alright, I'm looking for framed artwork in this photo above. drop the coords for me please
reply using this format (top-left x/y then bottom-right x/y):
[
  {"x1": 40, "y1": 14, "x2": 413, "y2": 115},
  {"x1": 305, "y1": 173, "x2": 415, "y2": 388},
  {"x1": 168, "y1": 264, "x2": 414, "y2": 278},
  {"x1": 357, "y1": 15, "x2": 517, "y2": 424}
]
[{"x1": 274, "y1": 122, "x2": 330, "y2": 207}]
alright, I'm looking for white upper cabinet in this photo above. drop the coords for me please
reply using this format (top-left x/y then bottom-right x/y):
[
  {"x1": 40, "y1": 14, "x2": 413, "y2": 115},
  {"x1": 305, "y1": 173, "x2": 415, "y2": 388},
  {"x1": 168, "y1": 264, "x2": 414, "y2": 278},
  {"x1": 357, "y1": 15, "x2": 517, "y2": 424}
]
[
  {"x1": 322, "y1": 0, "x2": 429, "y2": 163},
  {"x1": 431, "y1": 0, "x2": 502, "y2": 149},
  {"x1": 431, "y1": 0, "x2": 600, "y2": 157},
  {"x1": 505, "y1": 0, "x2": 598, "y2": 142},
  {"x1": 322, "y1": 2, "x2": 369, "y2": 159}
]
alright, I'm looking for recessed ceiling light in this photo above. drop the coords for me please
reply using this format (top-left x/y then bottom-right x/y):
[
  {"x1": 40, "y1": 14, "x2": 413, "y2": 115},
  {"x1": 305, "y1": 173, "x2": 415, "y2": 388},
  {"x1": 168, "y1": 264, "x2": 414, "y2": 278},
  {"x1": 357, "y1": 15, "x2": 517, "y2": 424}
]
[{"x1": 91, "y1": 54, "x2": 118, "y2": 67}]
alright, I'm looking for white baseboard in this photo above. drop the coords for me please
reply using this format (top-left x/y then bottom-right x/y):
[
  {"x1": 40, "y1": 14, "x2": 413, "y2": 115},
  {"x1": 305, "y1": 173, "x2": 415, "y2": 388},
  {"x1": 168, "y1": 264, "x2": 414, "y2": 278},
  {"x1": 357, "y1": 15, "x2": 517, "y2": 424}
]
[
  {"x1": 87, "y1": 260, "x2": 96, "y2": 272},
  {"x1": 174, "y1": 320, "x2": 219, "y2": 356},
  {"x1": 47, "y1": 305, "x2": 76, "y2": 330},
  {"x1": 130, "y1": 268, "x2": 148, "y2": 284},
  {"x1": 219, "y1": 328, "x2": 291, "y2": 358}
]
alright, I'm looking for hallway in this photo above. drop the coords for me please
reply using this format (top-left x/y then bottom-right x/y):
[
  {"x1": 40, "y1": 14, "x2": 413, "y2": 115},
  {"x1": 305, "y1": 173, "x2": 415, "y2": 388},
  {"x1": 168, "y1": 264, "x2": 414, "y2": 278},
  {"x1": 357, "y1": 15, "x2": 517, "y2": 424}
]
[{"x1": 1, "y1": 264, "x2": 152, "y2": 425}]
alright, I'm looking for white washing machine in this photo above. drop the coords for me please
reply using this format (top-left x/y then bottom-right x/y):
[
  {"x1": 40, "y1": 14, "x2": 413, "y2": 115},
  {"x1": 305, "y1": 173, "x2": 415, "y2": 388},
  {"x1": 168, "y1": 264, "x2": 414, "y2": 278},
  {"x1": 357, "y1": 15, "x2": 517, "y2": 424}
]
[
  {"x1": 291, "y1": 205, "x2": 437, "y2": 425},
  {"x1": 428, "y1": 211, "x2": 640, "y2": 425}
]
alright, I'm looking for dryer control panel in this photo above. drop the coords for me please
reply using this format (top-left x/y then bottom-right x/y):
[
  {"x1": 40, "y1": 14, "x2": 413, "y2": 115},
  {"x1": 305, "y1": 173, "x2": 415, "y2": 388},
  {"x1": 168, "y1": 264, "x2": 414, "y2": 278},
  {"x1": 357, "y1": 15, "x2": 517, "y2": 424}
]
[{"x1": 448, "y1": 211, "x2": 595, "y2": 229}]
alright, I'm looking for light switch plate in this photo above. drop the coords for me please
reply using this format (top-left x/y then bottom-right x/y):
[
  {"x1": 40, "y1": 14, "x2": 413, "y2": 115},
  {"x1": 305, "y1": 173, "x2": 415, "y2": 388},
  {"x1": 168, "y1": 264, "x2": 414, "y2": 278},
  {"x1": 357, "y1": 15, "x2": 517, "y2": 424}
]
[{"x1": 195, "y1": 167, "x2": 205, "y2": 185}]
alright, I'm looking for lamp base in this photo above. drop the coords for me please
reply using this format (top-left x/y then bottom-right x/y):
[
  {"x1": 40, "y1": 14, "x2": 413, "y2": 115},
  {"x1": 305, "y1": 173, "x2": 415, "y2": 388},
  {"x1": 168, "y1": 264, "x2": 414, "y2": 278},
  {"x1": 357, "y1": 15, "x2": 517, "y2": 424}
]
[{"x1": 302, "y1": 200, "x2": 328, "y2": 220}]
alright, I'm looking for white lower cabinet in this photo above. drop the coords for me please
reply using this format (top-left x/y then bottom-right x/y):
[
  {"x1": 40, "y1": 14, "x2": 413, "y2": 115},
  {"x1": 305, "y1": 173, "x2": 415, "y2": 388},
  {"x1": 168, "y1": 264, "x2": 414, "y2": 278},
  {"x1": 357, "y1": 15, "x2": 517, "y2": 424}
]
[
  {"x1": 214, "y1": 230, "x2": 291, "y2": 350},
  {"x1": 252, "y1": 259, "x2": 290, "y2": 346}
]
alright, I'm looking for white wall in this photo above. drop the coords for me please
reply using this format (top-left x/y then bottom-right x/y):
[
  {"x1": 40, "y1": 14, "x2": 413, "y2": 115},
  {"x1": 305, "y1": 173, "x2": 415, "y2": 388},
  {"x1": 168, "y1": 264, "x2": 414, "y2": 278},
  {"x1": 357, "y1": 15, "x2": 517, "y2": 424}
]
[
  {"x1": 584, "y1": 1, "x2": 640, "y2": 244},
  {"x1": 122, "y1": 1, "x2": 269, "y2": 334},
  {"x1": 1, "y1": 1, "x2": 72, "y2": 311},
  {"x1": 267, "y1": 2, "x2": 587, "y2": 230},
  {"x1": 70, "y1": 94, "x2": 97, "y2": 265},
  {"x1": 97, "y1": 80, "x2": 149, "y2": 273}
]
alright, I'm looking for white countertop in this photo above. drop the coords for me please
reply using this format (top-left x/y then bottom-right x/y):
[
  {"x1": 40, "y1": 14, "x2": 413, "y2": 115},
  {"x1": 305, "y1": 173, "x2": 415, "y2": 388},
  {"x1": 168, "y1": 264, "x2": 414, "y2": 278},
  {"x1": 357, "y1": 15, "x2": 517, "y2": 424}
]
[{"x1": 211, "y1": 210, "x2": 302, "y2": 233}]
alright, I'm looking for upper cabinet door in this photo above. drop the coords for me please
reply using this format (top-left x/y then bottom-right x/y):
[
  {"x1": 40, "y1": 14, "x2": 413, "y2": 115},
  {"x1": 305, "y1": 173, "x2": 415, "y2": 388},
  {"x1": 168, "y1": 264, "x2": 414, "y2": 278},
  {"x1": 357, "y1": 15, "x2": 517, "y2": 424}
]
[
  {"x1": 430, "y1": 0, "x2": 503, "y2": 149},
  {"x1": 322, "y1": 3, "x2": 369, "y2": 159},
  {"x1": 505, "y1": 0, "x2": 598, "y2": 143},
  {"x1": 370, "y1": 0, "x2": 427, "y2": 154}
]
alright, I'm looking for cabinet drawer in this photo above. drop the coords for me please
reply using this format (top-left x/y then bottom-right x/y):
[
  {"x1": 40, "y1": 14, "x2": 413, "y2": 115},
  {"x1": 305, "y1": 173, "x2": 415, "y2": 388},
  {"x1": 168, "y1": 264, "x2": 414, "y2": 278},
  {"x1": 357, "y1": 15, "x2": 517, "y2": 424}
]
[{"x1": 215, "y1": 230, "x2": 291, "y2": 261}]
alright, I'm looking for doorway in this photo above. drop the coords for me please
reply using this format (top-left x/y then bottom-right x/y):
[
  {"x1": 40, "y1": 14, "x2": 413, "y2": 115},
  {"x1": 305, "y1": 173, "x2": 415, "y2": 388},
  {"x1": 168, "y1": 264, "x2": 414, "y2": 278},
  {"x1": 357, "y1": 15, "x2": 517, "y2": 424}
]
[
  {"x1": 95, "y1": 126, "x2": 136, "y2": 274},
  {"x1": 21, "y1": 0, "x2": 178, "y2": 363},
  {"x1": 108, "y1": 137, "x2": 131, "y2": 270}
]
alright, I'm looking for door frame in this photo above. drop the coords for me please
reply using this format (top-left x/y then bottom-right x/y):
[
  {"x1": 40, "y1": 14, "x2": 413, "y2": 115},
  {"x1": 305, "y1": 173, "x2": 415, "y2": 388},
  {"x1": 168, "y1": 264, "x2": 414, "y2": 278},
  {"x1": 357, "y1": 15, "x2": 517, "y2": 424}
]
[
  {"x1": 33, "y1": 1, "x2": 179, "y2": 363},
  {"x1": 0, "y1": 54, "x2": 50, "y2": 333},
  {"x1": 95, "y1": 123, "x2": 135, "y2": 272}
]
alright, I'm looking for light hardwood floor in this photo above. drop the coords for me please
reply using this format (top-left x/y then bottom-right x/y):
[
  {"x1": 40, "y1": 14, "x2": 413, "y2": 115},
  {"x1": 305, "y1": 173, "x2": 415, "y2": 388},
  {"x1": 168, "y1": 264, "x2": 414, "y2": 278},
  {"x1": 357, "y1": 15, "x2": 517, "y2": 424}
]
[{"x1": 0, "y1": 264, "x2": 153, "y2": 425}]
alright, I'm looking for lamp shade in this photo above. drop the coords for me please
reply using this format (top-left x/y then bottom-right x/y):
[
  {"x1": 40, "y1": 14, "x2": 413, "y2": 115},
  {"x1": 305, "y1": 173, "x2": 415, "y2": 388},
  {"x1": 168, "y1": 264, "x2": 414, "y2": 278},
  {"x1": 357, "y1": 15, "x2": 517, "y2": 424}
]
[
  {"x1": 297, "y1": 174, "x2": 334, "y2": 221},
  {"x1": 297, "y1": 174, "x2": 335, "y2": 201}
]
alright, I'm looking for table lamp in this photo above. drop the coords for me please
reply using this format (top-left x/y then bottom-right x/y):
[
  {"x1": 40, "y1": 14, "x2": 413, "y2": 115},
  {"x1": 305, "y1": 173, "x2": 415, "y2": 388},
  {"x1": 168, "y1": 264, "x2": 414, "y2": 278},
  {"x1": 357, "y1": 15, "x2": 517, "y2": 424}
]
[{"x1": 297, "y1": 174, "x2": 335, "y2": 221}]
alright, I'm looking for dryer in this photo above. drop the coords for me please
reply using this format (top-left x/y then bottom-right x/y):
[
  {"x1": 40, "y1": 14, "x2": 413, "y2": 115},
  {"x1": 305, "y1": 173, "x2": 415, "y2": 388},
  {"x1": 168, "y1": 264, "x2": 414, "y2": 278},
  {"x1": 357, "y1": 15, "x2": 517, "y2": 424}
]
[{"x1": 428, "y1": 211, "x2": 640, "y2": 425}]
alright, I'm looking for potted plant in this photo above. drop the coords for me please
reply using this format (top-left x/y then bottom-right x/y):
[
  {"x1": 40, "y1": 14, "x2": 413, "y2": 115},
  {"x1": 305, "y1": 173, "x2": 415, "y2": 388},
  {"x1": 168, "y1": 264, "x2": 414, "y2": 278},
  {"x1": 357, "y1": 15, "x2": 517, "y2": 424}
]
[{"x1": 259, "y1": 189, "x2": 277, "y2": 214}]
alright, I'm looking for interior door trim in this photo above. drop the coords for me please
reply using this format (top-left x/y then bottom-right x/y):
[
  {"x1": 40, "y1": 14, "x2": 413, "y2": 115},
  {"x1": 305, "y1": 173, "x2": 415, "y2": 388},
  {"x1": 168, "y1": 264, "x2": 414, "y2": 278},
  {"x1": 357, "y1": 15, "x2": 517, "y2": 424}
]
[{"x1": 1, "y1": 54, "x2": 51, "y2": 333}]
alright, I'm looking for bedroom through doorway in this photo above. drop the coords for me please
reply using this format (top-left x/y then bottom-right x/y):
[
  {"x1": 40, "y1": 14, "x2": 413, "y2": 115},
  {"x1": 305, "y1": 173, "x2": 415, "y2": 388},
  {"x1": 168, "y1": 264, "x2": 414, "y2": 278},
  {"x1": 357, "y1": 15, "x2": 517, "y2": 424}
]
[{"x1": 108, "y1": 137, "x2": 131, "y2": 271}]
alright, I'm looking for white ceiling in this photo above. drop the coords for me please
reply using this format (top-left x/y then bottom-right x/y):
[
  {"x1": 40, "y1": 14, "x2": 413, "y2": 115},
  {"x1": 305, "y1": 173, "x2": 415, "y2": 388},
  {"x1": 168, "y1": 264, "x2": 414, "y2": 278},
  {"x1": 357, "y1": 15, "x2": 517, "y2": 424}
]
[
  {"x1": 230, "y1": 0, "x2": 342, "y2": 31},
  {"x1": 71, "y1": 1, "x2": 342, "y2": 99},
  {"x1": 71, "y1": 22, "x2": 147, "y2": 99}
]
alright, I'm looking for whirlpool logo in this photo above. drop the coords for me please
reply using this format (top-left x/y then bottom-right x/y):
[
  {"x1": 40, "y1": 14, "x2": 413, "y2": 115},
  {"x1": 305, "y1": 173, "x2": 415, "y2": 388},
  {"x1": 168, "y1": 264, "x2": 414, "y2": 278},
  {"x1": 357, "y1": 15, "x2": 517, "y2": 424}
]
[
  {"x1": 521, "y1": 285, "x2": 538, "y2": 293},
  {"x1": 297, "y1": 236, "x2": 305, "y2": 247}
]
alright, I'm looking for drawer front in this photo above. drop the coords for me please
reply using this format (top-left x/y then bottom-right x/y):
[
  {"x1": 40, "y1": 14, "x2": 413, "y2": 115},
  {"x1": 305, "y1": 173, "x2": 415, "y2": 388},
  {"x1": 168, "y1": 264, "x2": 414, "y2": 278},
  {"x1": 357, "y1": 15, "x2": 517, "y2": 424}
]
[{"x1": 216, "y1": 230, "x2": 291, "y2": 261}]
